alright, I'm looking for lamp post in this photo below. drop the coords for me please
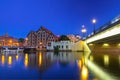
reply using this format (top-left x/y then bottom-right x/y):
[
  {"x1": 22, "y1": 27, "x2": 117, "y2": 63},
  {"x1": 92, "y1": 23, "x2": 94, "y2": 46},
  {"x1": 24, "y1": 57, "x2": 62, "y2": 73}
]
[
  {"x1": 92, "y1": 19, "x2": 96, "y2": 34},
  {"x1": 81, "y1": 25, "x2": 87, "y2": 40}
]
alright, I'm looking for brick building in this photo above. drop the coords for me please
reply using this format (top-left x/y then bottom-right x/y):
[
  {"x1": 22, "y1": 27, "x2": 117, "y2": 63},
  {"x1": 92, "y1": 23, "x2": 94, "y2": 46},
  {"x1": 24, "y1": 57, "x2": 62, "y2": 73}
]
[{"x1": 26, "y1": 26, "x2": 57, "y2": 49}]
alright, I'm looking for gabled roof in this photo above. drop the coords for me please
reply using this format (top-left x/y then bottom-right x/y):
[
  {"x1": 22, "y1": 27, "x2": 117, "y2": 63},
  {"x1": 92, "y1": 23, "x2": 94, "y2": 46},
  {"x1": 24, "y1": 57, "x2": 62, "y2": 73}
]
[{"x1": 37, "y1": 26, "x2": 55, "y2": 36}]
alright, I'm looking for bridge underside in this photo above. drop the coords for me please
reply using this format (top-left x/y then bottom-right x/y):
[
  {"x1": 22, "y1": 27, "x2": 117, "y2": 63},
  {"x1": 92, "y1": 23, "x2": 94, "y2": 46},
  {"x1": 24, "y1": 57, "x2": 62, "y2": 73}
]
[
  {"x1": 87, "y1": 34, "x2": 120, "y2": 52},
  {"x1": 88, "y1": 34, "x2": 120, "y2": 44}
]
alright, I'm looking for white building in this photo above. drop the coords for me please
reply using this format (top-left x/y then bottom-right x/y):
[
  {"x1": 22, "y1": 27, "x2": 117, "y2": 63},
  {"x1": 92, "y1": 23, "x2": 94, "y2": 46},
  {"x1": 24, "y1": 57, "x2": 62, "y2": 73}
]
[{"x1": 47, "y1": 41, "x2": 74, "y2": 51}]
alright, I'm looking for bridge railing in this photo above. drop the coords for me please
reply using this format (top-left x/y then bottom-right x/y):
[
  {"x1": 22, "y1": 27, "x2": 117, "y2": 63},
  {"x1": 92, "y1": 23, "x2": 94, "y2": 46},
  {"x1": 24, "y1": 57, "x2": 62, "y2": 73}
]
[{"x1": 87, "y1": 19, "x2": 120, "y2": 39}]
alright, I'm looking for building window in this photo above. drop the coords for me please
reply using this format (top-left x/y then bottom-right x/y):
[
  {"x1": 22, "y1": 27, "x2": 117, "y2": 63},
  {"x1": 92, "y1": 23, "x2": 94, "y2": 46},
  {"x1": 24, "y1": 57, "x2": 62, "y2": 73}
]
[
  {"x1": 66, "y1": 45, "x2": 68, "y2": 49},
  {"x1": 62, "y1": 45, "x2": 63, "y2": 49}
]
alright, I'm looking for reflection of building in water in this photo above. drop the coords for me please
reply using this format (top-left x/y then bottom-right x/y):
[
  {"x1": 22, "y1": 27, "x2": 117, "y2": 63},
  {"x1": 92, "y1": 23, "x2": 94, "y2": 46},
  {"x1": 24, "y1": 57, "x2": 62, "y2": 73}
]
[
  {"x1": 81, "y1": 65, "x2": 88, "y2": 80},
  {"x1": 118, "y1": 55, "x2": 120, "y2": 65},
  {"x1": 23, "y1": 52, "x2": 75, "y2": 73},
  {"x1": 46, "y1": 52, "x2": 75, "y2": 63},
  {"x1": 104, "y1": 55, "x2": 109, "y2": 66},
  {"x1": 0, "y1": 54, "x2": 20, "y2": 66},
  {"x1": 23, "y1": 52, "x2": 52, "y2": 73}
]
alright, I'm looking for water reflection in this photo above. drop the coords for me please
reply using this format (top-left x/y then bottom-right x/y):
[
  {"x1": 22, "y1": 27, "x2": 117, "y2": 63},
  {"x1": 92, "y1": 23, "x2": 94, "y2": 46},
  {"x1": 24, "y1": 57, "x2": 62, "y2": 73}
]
[
  {"x1": 8, "y1": 56, "x2": 12, "y2": 65},
  {"x1": 90, "y1": 55, "x2": 94, "y2": 61},
  {"x1": 24, "y1": 53, "x2": 28, "y2": 67},
  {"x1": 104, "y1": 55, "x2": 109, "y2": 66},
  {"x1": 1, "y1": 55, "x2": 5, "y2": 65},
  {"x1": 0, "y1": 51, "x2": 119, "y2": 80},
  {"x1": 16, "y1": 55, "x2": 18, "y2": 61},
  {"x1": 86, "y1": 52, "x2": 120, "y2": 80},
  {"x1": 118, "y1": 55, "x2": 120, "y2": 66},
  {"x1": 81, "y1": 65, "x2": 88, "y2": 80},
  {"x1": 38, "y1": 52, "x2": 42, "y2": 67}
]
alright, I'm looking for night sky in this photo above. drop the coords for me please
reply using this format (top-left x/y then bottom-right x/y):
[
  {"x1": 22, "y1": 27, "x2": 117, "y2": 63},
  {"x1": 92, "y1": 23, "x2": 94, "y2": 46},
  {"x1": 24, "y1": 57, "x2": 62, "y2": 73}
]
[{"x1": 0, "y1": 0, "x2": 120, "y2": 38}]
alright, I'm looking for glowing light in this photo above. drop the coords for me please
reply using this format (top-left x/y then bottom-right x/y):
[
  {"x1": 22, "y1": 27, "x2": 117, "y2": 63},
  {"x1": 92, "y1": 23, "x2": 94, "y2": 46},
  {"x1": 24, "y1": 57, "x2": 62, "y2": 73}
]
[
  {"x1": 89, "y1": 44, "x2": 93, "y2": 46},
  {"x1": 81, "y1": 65, "x2": 88, "y2": 80},
  {"x1": 24, "y1": 54, "x2": 28, "y2": 67},
  {"x1": 16, "y1": 55, "x2": 19, "y2": 61},
  {"x1": 2, "y1": 55, "x2": 5, "y2": 65},
  {"x1": 8, "y1": 56, "x2": 12, "y2": 65},
  {"x1": 117, "y1": 43, "x2": 120, "y2": 47},
  {"x1": 119, "y1": 55, "x2": 120, "y2": 65},
  {"x1": 25, "y1": 38, "x2": 28, "y2": 41},
  {"x1": 90, "y1": 56, "x2": 94, "y2": 61},
  {"x1": 81, "y1": 28, "x2": 87, "y2": 33},
  {"x1": 86, "y1": 24, "x2": 120, "y2": 43},
  {"x1": 9, "y1": 40, "x2": 12, "y2": 43},
  {"x1": 92, "y1": 19, "x2": 96, "y2": 24},
  {"x1": 78, "y1": 60, "x2": 82, "y2": 69},
  {"x1": 104, "y1": 55, "x2": 109, "y2": 66},
  {"x1": 103, "y1": 43, "x2": 109, "y2": 47},
  {"x1": 38, "y1": 53, "x2": 42, "y2": 66},
  {"x1": 87, "y1": 60, "x2": 117, "y2": 80},
  {"x1": 40, "y1": 42, "x2": 42, "y2": 45}
]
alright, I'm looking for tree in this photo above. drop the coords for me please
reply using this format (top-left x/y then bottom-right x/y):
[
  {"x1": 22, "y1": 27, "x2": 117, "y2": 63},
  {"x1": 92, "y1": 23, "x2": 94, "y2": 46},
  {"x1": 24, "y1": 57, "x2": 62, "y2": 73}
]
[
  {"x1": 59, "y1": 35, "x2": 70, "y2": 41},
  {"x1": 18, "y1": 38, "x2": 25, "y2": 43}
]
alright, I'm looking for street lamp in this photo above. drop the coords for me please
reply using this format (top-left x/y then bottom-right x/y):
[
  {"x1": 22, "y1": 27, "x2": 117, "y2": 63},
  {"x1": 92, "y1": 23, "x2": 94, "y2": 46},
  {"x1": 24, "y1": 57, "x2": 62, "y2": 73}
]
[
  {"x1": 81, "y1": 25, "x2": 87, "y2": 40},
  {"x1": 92, "y1": 19, "x2": 96, "y2": 34}
]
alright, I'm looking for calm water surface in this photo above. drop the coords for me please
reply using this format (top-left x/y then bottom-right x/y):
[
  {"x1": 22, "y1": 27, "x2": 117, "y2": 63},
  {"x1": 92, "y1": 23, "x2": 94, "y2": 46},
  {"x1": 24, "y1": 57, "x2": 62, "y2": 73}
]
[{"x1": 0, "y1": 51, "x2": 119, "y2": 80}]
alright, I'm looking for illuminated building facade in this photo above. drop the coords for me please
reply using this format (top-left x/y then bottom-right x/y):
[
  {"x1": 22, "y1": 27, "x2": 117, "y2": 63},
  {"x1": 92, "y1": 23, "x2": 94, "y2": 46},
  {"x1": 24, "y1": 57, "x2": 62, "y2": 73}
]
[
  {"x1": 0, "y1": 33, "x2": 19, "y2": 46},
  {"x1": 26, "y1": 26, "x2": 57, "y2": 49},
  {"x1": 67, "y1": 34, "x2": 80, "y2": 42}
]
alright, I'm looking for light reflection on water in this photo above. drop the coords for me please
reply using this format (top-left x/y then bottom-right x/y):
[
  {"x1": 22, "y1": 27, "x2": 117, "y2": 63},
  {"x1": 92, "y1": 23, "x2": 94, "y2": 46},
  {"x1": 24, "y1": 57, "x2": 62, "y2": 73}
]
[{"x1": 0, "y1": 51, "x2": 119, "y2": 80}]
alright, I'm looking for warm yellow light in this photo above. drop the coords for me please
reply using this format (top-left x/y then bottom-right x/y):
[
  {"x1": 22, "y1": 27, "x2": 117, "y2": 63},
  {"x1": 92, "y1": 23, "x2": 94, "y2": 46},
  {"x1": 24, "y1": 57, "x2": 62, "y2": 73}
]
[
  {"x1": 26, "y1": 38, "x2": 28, "y2": 41},
  {"x1": 117, "y1": 43, "x2": 120, "y2": 47},
  {"x1": 87, "y1": 60, "x2": 116, "y2": 80},
  {"x1": 38, "y1": 53, "x2": 42, "y2": 66},
  {"x1": 90, "y1": 56, "x2": 94, "y2": 61},
  {"x1": 78, "y1": 60, "x2": 82, "y2": 69},
  {"x1": 118, "y1": 55, "x2": 120, "y2": 65},
  {"x1": 104, "y1": 55, "x2": 109, "y2": 66},
  {"x1": 89, "y1": 44, "x2": 93, "y2": 46},
  {"x1": 81, "y1": 28, "x2": 87, "y2": 33},
  {"x1": 82, "y1": 57, "x2": 85, "y2": 64},
  {"x1": 8, "y1": 56, "x2": 12, "y2": 65},
  {"x1": 103, "y1": 43, "x2": 109, "y2": 47},
  {"x1": 24, "y1": 54, "x2": 28, "y2": 67},
  {"x1": 16, "y1": 55, "x2": 19, "y2": 61},
  {"x1": 40, "y1": 42, "x2": 42, "y2": 45},
  {"x1": 2, "y1": 55, "x2": 5, "y2": 65},
  {"x1": 9, "y1": 40, "x2": 12, "y2": 43},
  {"x1": 81, "y1": 65, "x2": 88, "y2": 80}
]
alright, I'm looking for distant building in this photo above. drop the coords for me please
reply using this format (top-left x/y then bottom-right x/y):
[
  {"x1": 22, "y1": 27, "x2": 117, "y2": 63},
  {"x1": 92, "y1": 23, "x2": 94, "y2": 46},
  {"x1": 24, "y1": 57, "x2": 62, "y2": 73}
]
[
  {"x1": 67, "y1": 34, "x2": 80, "y2": 42},
  {"x1": 27, "y1": 31, "x2": 37, "y2": 47},
  {"x1": 0, "y1": 33, "x2": 19, "y2": 46},
  {"x1": 47, "y1": 41, "x2": 73, "y2": 51},
  {"x1": 26, "y1": 26, "x2": 58, "y2": 49}
]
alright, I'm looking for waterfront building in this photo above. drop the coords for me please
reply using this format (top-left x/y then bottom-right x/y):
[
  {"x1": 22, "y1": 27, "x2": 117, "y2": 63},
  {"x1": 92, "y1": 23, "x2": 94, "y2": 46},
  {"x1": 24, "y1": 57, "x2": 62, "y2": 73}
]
[
  {"x1": 47, "y1": 41, "x2": 74, "y2": 51},
  {"x1": 0, "y1": 33, "x2": 19, "y2": 47},
  {"x1": 27, "y1": 31, "x2": 37, "y2": 47},
  {"x1": 67, "y1": 34, "x2": 81, "y2": 42},
  {"x1": 26, "y1": 26, "x2": 57, "y2": 49}
]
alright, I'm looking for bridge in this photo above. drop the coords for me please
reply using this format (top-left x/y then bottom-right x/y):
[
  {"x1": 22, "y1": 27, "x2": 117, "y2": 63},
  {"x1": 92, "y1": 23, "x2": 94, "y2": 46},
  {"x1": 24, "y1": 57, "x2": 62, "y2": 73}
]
[{"x1": 85, "y1": 15, "x2": 120, "y2": 52}]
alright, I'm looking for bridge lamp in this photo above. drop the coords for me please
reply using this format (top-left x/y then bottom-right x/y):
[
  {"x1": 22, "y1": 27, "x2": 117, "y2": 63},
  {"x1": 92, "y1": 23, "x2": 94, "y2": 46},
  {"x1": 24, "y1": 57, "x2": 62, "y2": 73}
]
[
  {"x1": 81, "y1": 25, "x2": 87, "y2": 39},
  {"x1": 92, "y1": 19, "x2": 96, "y2": 34}
]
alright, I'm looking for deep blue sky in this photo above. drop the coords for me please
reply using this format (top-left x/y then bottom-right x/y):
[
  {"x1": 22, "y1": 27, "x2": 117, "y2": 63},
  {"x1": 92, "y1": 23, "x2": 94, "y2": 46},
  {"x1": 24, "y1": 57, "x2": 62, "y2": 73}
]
[{"x1": 0, "y1": 0, "x2": 120, "y2": 38}]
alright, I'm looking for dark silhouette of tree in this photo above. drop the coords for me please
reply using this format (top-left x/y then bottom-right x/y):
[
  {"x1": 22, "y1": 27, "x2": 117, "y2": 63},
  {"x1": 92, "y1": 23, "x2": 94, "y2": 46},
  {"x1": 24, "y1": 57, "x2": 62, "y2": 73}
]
[
  {"x1": 18, "y1": 38, "x2": 25, "y2": 43},
  {"x1": 59, "y1": 35, "x2": 70, "y2": 41}
]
